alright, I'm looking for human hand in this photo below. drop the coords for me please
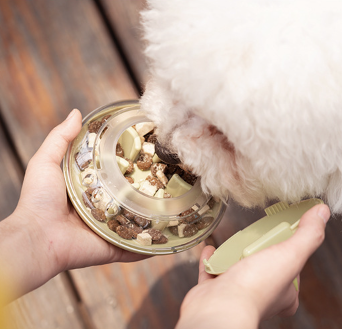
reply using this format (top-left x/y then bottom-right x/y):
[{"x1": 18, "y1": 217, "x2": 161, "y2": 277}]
[
  {"x1": 0, "y1": 109, "x2": 146, "y2": 301},
  {"x1": 176, "y1": 204, "x2": 330, "y2": 329}
]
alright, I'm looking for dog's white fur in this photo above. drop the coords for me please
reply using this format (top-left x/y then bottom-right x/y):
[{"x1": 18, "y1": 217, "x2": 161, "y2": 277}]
[{"x1": 140, "y1": 0, "x2": 342, "y2": 213}]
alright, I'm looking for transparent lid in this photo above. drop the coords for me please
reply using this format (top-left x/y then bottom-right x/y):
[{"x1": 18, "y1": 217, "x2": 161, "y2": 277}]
[{"x1": 63, "y1": 100, "x2": 227, "y2": 255}]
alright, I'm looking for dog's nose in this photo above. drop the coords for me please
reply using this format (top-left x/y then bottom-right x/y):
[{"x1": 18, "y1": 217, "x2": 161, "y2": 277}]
[{"x1": 155, "y1": 140, "x2": 181, "y2": 164}]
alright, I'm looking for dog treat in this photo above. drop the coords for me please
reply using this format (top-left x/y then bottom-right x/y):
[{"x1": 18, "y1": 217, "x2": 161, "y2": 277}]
[
  {"x1": 91, "y1": 208, "x2": 106, "y2": 222},
  {"x1": 116, "y1": 225, "x2": 137, "y2": 240},
  {"x1": 137, "y1": 232, "x2": 152, "y2": 246},
  {"x1": 75, "y1": 151, "x2": 92, "y2": 171},
  {"x1": 134, "y1": 215, "x2": 150, "y2": 229},
  {"x1": 153, "y1": 235, "x2": 168, "y2": 244},
  {"x1": 144, "y1": 228, "x2": 163, "y2": 241},
  {"x1": 81, "y1": 168, "x2": 98, "y2": 187},
  {"x1": 87, "y1": 133, "x2": 97, "y2": 148},
  {"x1": 107, "y1": 219, "x2": 120, "y2": 232},
  {"x1": 116, "y1": 143, "x2": 124, "y2": 157},
  {"x1": 137, "y1": 154, "x2": 153, "y2": 170},
  {"x1": 116, "y1": 214, "x2": 130, "y2": 225},
  {"x1": 135, "y1": 122, "x2": 155, "y2": 137},
  {"x1": 121, "y1": 209, "x2": 135, "y2": 221},
  {"x1": 125, "y1": 176, "x2": 134, "y2": 184},
  {"x1": 88, "y1": 120, "x2": 102, "y2": 134}
]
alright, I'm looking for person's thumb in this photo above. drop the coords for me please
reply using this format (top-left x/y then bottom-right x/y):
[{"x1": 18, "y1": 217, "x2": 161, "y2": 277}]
[
  {"x1": 278, "y1": 204, "x2": 330, "y2": 276},
  {"x1": 33, "y1": 109, "x2": 82, "y2": 166}
]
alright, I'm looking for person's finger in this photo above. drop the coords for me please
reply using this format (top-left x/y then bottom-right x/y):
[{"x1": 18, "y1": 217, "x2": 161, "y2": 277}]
[
  {"x1": 262, "y1": 204, "x2": 330, "y2": 283},
  {"x1": 198, "y1": 245, "x2": 216, "y2": 284},
  {"x1": 284, "y1": 204, "x2": 330, "y2": 271},
  {"x1": 33, "y1": 109, "x2": 82, "y2": 166}
]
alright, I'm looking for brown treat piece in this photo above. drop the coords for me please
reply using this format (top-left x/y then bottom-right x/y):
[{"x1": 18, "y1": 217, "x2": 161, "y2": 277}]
[
  {"x1": 116, "y1": 143, "x2": 124, "y2": 157},
  {"x1": 82, "y1": 191, "x2": 94, "y2": 209},
  {"x1": 88, "y1": 120, "x2": 102, "y2": 134},
  {"x1": 152, "y1": 235, "x2": 168, "y2": 244},
  {"x1": 101, "y1": 114, "x2": 111, "y2": 124},
  {"x1": 145, "y1": 228, "x2": 163, "y2": 241},
  {"x1": 183, "y1": 224, "x2": 199, "y2": 237},
  {"x1": 128, "y1": 223, "x2": 143, "y2": 237},
  {"x1": 207, "y1": 197, "x2": 216, "y2": 209},
  {"x1": 181, "y1": 171, "x2": 197, "y2": 186},
  {"x1": 121, "y1": 209, "x2": 135, "y2": 221},
  {"x1": 147, "y1": 133, "x2": 158, "y2": 144},
  {"x1": 75, "y1": 151, "x2": 92, "y2": 171},
  {"x1": 168, "y1": 226, "x2": 179, "y2": 236},
  {"x1": 107, "y1": 219, "x2": 120, "y2": 232},
  {"x1": 179, "y1": 208, "x2": 198, "y2": 224},
  {"x1": 146, "y1": 175, "x2": 164, "y2": 190},
  {"x1": 91, "y1": 208, "x2": 106, "y2": 222},
  {"x1": 151, "y1": 163, "x2": 167, "y2": 177},
  {"x1": 134, "y1": 216, "x2": 150, "y2": 228},
  {"x1": 136, "y1": 154, "x2": 153, "y2": 170},
  {"x1": 116, "y1": 225, "x2": 136, "y2": 240},
  {"x1": 124, "y1": 158, "x2": 134, "y2": 174},
  {"x1": 164, "y1": 193, "x2": 172, "y2": 198},
  {"x1": 116, "y1": 214, "x2": 130, "y2": 225},
  {"x1": 196, "y1": 216, "x2": 214, "y2": 230},
  {"x1": 125, "y1": 176, "x2": 134, "y2": 184}
]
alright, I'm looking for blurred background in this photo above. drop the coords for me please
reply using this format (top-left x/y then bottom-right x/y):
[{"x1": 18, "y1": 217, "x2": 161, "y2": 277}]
[{"x1": 1, "y1": 1, "x2": 342, "y2": 328}]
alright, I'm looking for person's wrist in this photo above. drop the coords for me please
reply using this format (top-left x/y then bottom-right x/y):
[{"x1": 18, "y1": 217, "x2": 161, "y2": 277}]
[
  {"x1": 176, "y1": 294, "x2": 259, "y2": 329},
  {"x1": 0, "y1": 208, "x2": 60, "y2": 298}
]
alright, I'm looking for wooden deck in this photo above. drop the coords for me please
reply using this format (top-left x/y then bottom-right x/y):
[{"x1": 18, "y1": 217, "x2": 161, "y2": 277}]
[{"x1": 1, "y1": 1, "x2": 342, "y2": 328}]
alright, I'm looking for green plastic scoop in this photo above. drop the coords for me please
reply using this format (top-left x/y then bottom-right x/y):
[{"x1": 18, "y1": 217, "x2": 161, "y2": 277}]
[{"x1": 204, "y1": 198, "x2": 324, "y2": 276}]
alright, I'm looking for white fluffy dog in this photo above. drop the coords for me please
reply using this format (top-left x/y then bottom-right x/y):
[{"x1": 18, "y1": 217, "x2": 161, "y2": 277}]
[{"x1": 140, "y1": 0, "x2": 342, "y2": 213}]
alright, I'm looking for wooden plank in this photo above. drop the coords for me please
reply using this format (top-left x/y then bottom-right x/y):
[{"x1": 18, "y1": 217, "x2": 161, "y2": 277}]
[
  {"x1": 70, "y1": 244, "x2": 203, "y2": 329},
  {"x1": 0, "y1": 0, "x2": 137, "y2": 166},
  {"x1": 5, "y1": 273, "x2": 86, "y2": 329},
  {"x1": 214, "y1": 200, "x2": 342, "y2": 329},
  {"x1": 100, "y1": 0, "x2": 149, "y2": 87},
  {"x1": 0, "y1": 124, "x2": 23, "y2": 220}
]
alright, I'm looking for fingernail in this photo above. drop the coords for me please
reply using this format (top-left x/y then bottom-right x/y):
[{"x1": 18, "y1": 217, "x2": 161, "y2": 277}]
[
  {"x1": 66, "y1": 109, "x2": 76, "y2": 121},
  {"x1": 318, "y1": 205, "x2": 330, "y2": 224}
]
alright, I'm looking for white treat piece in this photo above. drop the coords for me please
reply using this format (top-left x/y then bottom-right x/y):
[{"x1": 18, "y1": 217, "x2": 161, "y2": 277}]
[
  {"x1": 132, "y1": 182, "x2": 140, "y2": 189},
  {"x1": 105, "y1": 202, "x2": 119, "y2": 218},
  {"x1": 167, "y1": 220, "x2": 179, "y2": 227},
  {"x1": 135, "y1": 122, "x2": 155, "y2": 137},
  {"x1": 152, "y1": 153, "x2": 162, "y2": 163},
  {"x1": 154, "y1": 189, "x2": 165, "y2": 198},
  {"x1": 92, "y1": 188, "x2": 112, "y2": 212},
  {"x1": 139, "y1": 180, "x2": 157, "y2": 196},
  {"x1": 156, "y1": 171, "x2": 168, "y2": 186},
  {"x1": 116, "y1": 156, "x2": 129, "y2": 174},
  {"x1": 141, "y1": 142, "x2": 155, "y2": 156},
  {"x1": 191, "y1": 204, "x2": 200, "y2": 211},
  {"x1": 81, "y1": 168, "x2": 98, "y2": 187},
  {"x1": 118, "y1": 127, "x2": 142, "y2": 161},
  {"x1": 198, "y1": 204, "x2": 210, "y2": 216},
  {"x1": 165, "y1": 174, "x2": 192, "y2": 197},
  {"x1": 87, "y1": 133, "x2": 97, "y2": 148},
  {"x1": 137, "y1": 232, "x2": 152, "y2": 246},
  {"x1": 178, "y1": 223, "x2": 187, "y2": 238}
]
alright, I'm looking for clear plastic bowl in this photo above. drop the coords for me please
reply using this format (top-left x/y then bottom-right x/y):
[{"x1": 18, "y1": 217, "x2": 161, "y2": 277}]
[{"x1": 63, "y1": 100, "x2": 226, "y2": 255}]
